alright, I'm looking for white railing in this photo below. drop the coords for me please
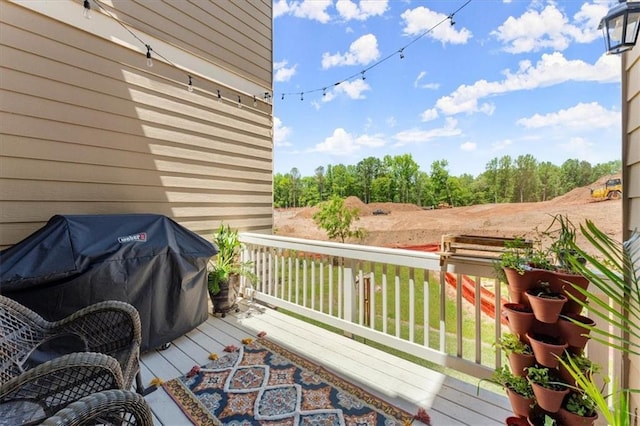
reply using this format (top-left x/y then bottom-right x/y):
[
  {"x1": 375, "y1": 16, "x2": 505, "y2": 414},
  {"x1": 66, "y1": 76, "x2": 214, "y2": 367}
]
[{"x1": 238, "y1": 232, "x2": 620, "y2": 383}]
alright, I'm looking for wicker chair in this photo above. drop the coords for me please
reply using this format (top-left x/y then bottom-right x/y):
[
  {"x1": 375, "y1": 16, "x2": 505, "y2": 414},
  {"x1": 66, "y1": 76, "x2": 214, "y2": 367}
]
[
  {"x1": 42, "y1": 389, "x2": 153, "y2": 426},
  {"x1": 0, "y1": 295, "x2": 146, "y2": 424}
]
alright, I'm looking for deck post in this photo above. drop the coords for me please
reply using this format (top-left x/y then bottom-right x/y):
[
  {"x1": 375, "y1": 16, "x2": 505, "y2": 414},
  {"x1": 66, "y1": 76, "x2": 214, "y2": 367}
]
[{"x1": 342, "y1": 259, "x2": 356, "y2": 324}]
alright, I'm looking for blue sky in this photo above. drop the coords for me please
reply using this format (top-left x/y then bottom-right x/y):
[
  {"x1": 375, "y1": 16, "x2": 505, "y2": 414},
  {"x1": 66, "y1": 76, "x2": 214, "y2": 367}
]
[{"x1": 271, "y1": 0, "x2": 622, "y2": 178}]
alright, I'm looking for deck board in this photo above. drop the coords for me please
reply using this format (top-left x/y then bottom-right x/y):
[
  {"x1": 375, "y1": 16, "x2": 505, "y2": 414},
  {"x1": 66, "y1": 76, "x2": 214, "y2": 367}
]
[{"x1": 140, "y1": 300, "x2": 510, "y2": 425}]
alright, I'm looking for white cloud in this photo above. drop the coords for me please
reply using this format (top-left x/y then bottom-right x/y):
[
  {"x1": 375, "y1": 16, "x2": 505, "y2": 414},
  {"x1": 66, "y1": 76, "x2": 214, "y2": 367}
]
[
  {"x1": 517, "y1": 102, "x2": 619, "y2": 129},
  {"x1": 392, "y1": 117, "x2": 461, "y2": 147},
  {"x1": 435, "y1": 52, "x2": 620, "y2": 116},
  {"x1": 460, "y1": 142, "x2": 477, "y2": 152},
  {"x1": 414, "y1": 71, "x2": 440, "y2": 90},
  {"x1": 310, "y1": 128, "x2": 385, "y2": 154},
  {"x1": 323, "y1": 78, "x2": 371, "y2": 101},
  {"x1": 273, "y1": 117, "x2": 292, "y2": 147},
  {"x1": 492, "y1": 3, "x2": 608, "y2": 53},
  {"x1": 274, "y1": 0, "x2": 332, "y2": 23},
  {"x1": 386, "y1": 116, "x2": 397, "y2": 127},
  {"x1": 336, "y1": 0, "x2": 389, "y2": 21},
  {"x1": 420, "y1": 108, "x2": 439, "y2": 122},
  {"x1": 400, "y1": 6, "x2": 472, "y2": 45},
  {"x1": 322, "y1": 34, "x2": 380, "y2": 68},
  {"x1": 274, "y1": 60, "x2": 297, "y2": 82}
]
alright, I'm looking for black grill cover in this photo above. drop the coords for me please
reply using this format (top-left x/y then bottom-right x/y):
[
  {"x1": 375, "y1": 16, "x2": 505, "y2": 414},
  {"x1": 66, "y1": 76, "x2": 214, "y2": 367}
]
[{"x1": 0, "y1": 214, "x2": 218, "y2": 352}]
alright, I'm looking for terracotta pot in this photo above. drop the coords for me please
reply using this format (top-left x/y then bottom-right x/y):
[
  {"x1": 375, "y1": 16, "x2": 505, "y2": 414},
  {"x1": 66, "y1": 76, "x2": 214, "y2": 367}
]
[
  {"x1": 525, "y1": 290, "x2": 567, "y2": 323},
  {"x1": 530, "y1": 382, "x2": 569, "y2": 413},
  {"x1": 504, "y1": 268, "x2": 549, "y2": 296},
  {"x1": 506, "y1": 388, "x2": 534, "y2": 419},
  {"x1": 557, "y1": 407, "x2": 598, "y2": 426},
  {"x1": 548, "y1": 271, "x2": 590, "y2": 315},
  {"x1": 558, "y1": 313, "x2": 595, "y2": 351},
  {"x1": 508, "y1": 351, "x2": 536, "y2": 377},
  {"x1": 526, "y1": 332, "x2": 568, "y2": 368},
  {"x1": 505, "y1": 416, "x2": 529, "y2": 426},
  {"x1": 504, "y1": 303, "x2": 535, "y2": 336}
]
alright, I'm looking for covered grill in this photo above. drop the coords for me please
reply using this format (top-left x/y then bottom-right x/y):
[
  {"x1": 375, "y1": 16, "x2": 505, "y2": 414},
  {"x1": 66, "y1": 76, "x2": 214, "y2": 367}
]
[{"x1": 0, "y1": 214, "x2": 217, "y2": 352}]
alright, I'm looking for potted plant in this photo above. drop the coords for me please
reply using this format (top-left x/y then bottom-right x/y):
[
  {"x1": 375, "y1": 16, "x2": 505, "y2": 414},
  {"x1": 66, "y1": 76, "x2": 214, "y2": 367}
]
[
  {"x1": 526, "y1": 332, "x2": 568, "y2": 368},
  {"x1": 208, "y1": 223, "x2": 256, "y2": 317},
  {"x1": 503, "y1": 303, "x2": 535, "y2": 336},
  {"x1": 558, "y1": 391, "x2": 598, "y2": 426},
  {"x1": 525, "y1": 283, "x2": 567, "y2": 324},
  {"x1": 526, "y1": 366, "x2": 569, "y2": 413},
  {"x1": 498, "y1": 239, "x2": 553, "y2": 304},
  {"x1": 486, "y1": 366, "x2": 535, "y2": 419},
  {"x1": 558, "y1": 313, "x2": 595, "y2": 352},
  {"x1": 557, "y1": 352, "x2": 600, "y2": 388},
  {"x1": 495, "y1": 333, "x2": 535, "y2": 376}
]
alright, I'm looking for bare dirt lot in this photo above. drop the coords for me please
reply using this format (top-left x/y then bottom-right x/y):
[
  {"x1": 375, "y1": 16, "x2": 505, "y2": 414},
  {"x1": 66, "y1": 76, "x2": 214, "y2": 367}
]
[{"x1": 274, "y1": 177, "x2": 622, "y2": 256}]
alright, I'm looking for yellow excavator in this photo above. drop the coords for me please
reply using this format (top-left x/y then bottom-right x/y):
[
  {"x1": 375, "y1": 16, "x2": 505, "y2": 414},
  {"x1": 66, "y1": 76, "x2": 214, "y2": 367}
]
[{"x1": 591, "y1": 178, "x2": 622, "y2": 200}]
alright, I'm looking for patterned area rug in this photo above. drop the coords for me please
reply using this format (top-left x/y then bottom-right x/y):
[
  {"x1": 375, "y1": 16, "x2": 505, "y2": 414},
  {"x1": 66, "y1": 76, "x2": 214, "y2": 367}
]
[{"x1": 163, "y1": 337, "x2": 427, "y2": 425}]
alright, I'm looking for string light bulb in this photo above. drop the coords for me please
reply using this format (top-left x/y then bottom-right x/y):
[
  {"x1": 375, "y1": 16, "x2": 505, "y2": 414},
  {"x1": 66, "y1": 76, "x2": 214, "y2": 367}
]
[
  {"x1": 83, "y1": 0, "x2": 91, "y2": 19},
  {"x1": 449, "y1": 14, "x2": 455, "y2": 25},
  {"x1": 238, "y1": 95, "x2": 242, "y2": 108},
  {"x1": 300, "y1": 92, "x2": 304, "y2": 101},
  {"x1": 361, "y1": 71, "x2": 366, "y2": 80},
  {"x1": 217, "y1": 90, "x2": 222, "y2": 102},
  {"x1": 253, "y1": 96, "x2": 257, "y2": 107},
  {"x1": 281, "y1": 93, "x2": 285, "y2": 100},
  {"x1": 399, "y1": 48, "x2": 405, "y2": 59},
  {"x1": 145, "y1": 45, "x2": 153, "y2": 67},
  {"x1": 187, "y1": 75, "x2": 193, "y2": 92}
]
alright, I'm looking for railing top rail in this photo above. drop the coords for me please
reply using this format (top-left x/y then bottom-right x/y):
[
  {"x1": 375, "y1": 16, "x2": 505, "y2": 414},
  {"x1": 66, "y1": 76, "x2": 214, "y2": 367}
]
[{"x1": 240, "y1": 232, "x2": 445, "y2": 269}]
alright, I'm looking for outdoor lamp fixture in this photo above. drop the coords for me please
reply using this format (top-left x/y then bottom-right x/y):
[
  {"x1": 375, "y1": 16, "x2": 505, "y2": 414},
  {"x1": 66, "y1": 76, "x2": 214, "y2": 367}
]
[{"x1": 600, "y1": 0, "x2": 640, "y2": 54}]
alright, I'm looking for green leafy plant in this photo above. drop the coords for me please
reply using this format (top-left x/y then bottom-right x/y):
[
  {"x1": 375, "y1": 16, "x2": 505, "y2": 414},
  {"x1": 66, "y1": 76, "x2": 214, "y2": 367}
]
[
  {"x1": 312, "y1": 196, "x2": 366, "y2": 243},
  {"x1": 208, "y1": 223, "x2": 256, "y2": 295},
  {"x1": 495, "y1": 333, "x2": 533, "y2": 356},
  {"x1": 496, "y1": 237, "x2": 554, "y2": 277},
  {"x1": 526, "y1": 366, "x2": 565, "y2": 391},
  {"x1": 485, "y1": 366, "x2": 534, "y2": 398},
  {"x1": 565, "y1": 391, "x2": 596, "y2": 417},
  {"x1": 557, "y1": 220, "x2": 640, "y2": 425}
]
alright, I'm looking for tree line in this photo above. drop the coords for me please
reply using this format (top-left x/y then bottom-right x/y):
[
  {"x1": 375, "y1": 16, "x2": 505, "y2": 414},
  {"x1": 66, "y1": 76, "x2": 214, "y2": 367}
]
[{"x1": 274, "y1": 154, "x2": 621, "y2": 209}]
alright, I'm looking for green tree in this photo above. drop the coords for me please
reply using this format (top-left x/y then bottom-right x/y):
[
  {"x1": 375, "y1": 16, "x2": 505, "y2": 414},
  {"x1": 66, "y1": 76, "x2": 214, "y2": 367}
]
[
  {"x1": 514, "y1": 154, "x2": 539, "y2": 202},
  {"x1": 356, "y1": 157, "x2": 382, "y2": 204},
  {"x1": 497, "y1": 155, "x2": 514, "y2": 202},
  {"x1": 314, "y1": 166, "x2": 326, "y2": 201},
  {"x1": 484, "y1": 157, "x2": 499, "y2": 203},
  {"x1": 430, "y1": 159, "x2": 452, "y2": 205},
  {"x1": 312, "y1": 196, "x2": 365, "y2": 243},
  {"x1": 538, "y1": 162, "x2": 561, "y2": 201}
]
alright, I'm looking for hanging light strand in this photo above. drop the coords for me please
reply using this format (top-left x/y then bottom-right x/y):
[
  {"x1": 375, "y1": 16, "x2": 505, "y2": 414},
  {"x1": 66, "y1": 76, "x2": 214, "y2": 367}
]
[
  {"x1": 84, "y1": 0, "x2": 272, "y2": 107},
  {"x1": 278, "y1": 0, "x2": 472, "y2": 100}
]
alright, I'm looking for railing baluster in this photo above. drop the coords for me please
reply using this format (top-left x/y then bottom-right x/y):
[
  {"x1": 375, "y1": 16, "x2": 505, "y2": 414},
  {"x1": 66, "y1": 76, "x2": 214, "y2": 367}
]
[
  {"x1": 409, "y1": 268, "x2": 415, "y2": 343},
  {"x1": 382, "y1": 264, "x2": 388, "y2": 334},
  {"x1": 475, "y1": 275, "x2": 482, "y2": 364},
  {"x1": 395, "y1": 273, "x2": 400, "y2": 338}
]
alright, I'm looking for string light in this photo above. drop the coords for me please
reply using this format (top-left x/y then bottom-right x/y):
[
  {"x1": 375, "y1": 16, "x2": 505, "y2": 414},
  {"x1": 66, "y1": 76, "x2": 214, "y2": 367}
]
[
  {"x1": 145, "y1": 44, "x2": 153, "y2": 67},
  {"x1": 83, "y1": 0, "x2": 91, "y2": 19},
  {"x1": 277, "y1": 0, "x2": 472, "y2": 101},
  {"x1": 84, "y1": 0, "x2": 271, "y2": 111}
]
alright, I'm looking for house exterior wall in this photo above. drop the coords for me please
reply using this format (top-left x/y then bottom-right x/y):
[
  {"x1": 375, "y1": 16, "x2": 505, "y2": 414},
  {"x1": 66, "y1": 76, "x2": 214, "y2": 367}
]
[
  {"x1": 622, "y1": 43, "x2": 640, "y2": 417},
  {"x1": 0, "y1": 0, "x2": 273, "y2": 249}
]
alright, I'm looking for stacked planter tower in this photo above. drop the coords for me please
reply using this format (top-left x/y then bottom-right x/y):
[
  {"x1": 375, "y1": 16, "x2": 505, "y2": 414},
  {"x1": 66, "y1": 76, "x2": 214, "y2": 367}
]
[{"x1": 501, "y1": 266, "x2": 598, "y2": 426}]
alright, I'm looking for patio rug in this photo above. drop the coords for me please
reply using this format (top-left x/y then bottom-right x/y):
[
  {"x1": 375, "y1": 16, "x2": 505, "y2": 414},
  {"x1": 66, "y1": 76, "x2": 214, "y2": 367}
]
[{"x1": 162, "y1": 337, "x2": 428, "y2": 425}]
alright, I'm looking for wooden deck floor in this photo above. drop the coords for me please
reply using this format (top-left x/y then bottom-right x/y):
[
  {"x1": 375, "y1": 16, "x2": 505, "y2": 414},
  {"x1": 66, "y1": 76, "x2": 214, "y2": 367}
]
[{"x1": 139, "y1": 300, "x2": 511, "y2": 425}]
